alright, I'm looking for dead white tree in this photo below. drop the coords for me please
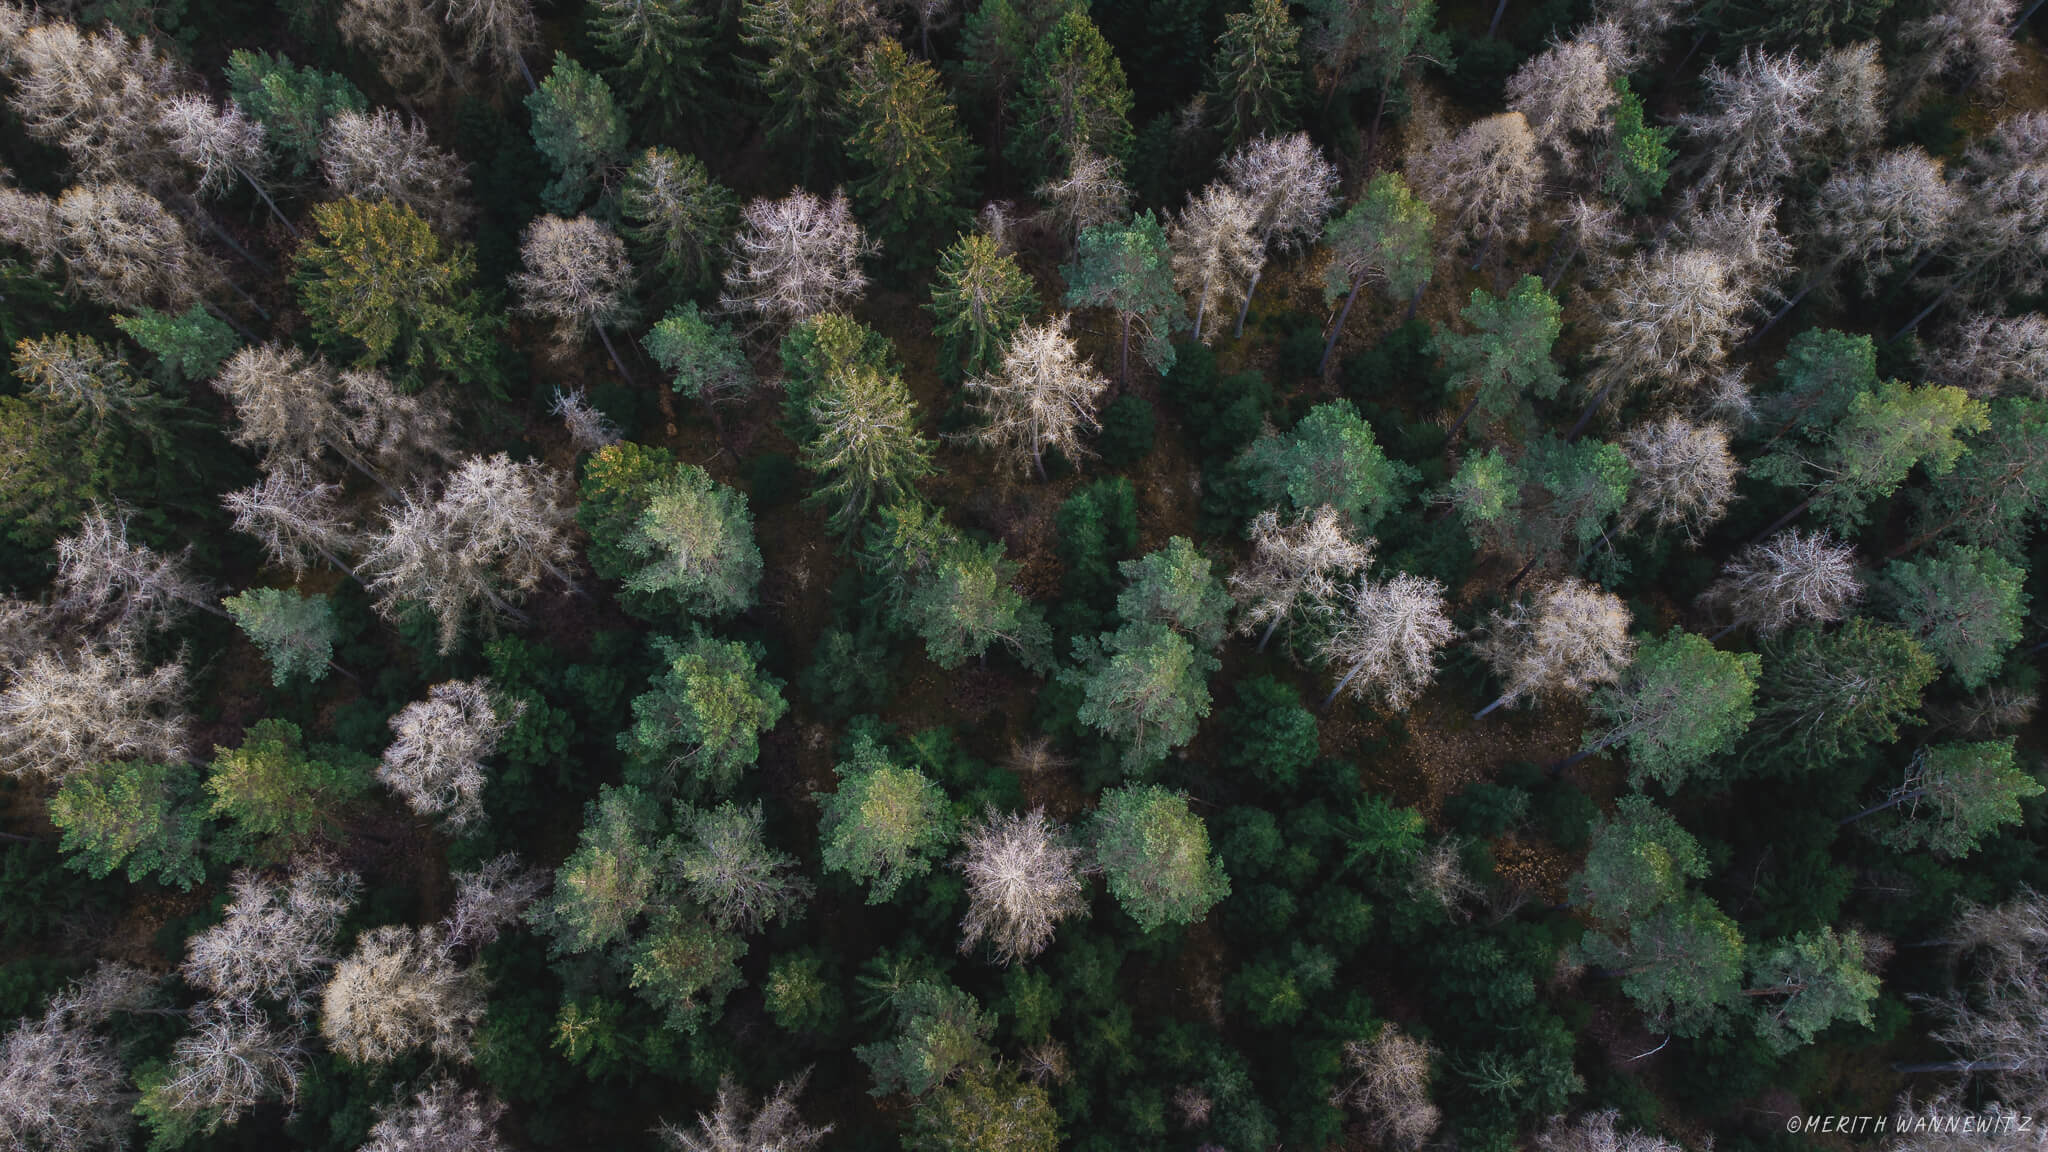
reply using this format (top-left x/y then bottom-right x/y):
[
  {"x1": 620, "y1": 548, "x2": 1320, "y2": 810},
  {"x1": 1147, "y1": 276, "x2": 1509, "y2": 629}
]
[
  {"x1": 320, "y1": 108, "x2": 473, "y2": 235},
  {"x1": 52, "y1": 506, "x2": 213, "y2": 644},
  {"x1": 1925, "y1": 315, "x2": 2048, "y2": 399},
  {"x1": 0, "y1": 15, "x2": 176, "y2": 181},
  {"x1": 0, "y1": 965, "x2": 153, "y2": 1152},
  {"x1": 1544, "y1": 194, "x2": 1627, "y2": 291},
  {"x1": 157, "y1": 96, "x2": 295, "y2": 235},
  {"x1": 338, "y1": 0, "x2": 452, "y2": 95},
  {"x1": 1037, "y1": 146, "x2": 1129, "y2": 245},
  {"x1": 1894, "y1": 891, "x2": 2048, "y2": 1118},
  {"x1": 1620, "y1": 416, "x2": 1738, "y2": 543},
  {"x1": 1505, "y1": 25, "x2": 1623, "y2": 177},
  {"x1": 359, "y1": 453, "x2": 577, "y2": 653},
  {"x1": 1578, "y1": 245, "x2": 1750, "y2": 426},
  {"x1": 1318, "y1": 571, "x2": 1457, "y2": 711},
  {"x1": 550, "y1": 387, "x2": 622, "y2": 450},
  {"x1": 514, "y1": 214, "x2": 637, "y2": 378},
  {"x1": 1534, "y1": 1110, "x2": 1683, "y2": 1152},
  {"x1": 1228, "y1": 505, "x2": 1374, "y2": 652},
  {"x1": 1473, "y1": 578, "x2": 1635, "y2": 717},
  {"x1": 144, "y1": 1003, "x2": 306, "y2": 1139},
  {"x1": 1699, "y1": 530, "x2": 1862, "y2": 641},
  {"x1": 361, "y1": 1079, "x2": 509, "y2": 1152},
  {"x1": 1222, "y1": 132, "x2": 1337, "y2": 336},
  {"x1": 181, "y1": 865, "x2": 360, "y2": 1018},
  {"x1": 320, "y1": 925, "x2": 483, "y2": 1064},
  {"x1": 658, "y1": 1073, "x2": 831, "y2": 1152},
  {"x1": 956, "y1": 807, "x2": 1088, "y2": 965},
  {"x1": 444, "y1": 854, "x2": 548, "y2": 952},
  {"x1": 1333, "y1": 1025, "x2": 1440, "y2": 1152},
  {"x1": 1903, "y1": 113, "x2": 2048, "y2": 337},
  {"x1": 223, "y1": 464, "x2": 360, "y2": 577},
  {"x1": 1898, "y1": 0, "x2": 2019, "y2": 111},
  {"x1": 1676, "y1": 47, "x2": 1822, "y2": 194},
  {"x1": 442, "y1": 0, "x2": 538, "y2": 86},
  {"x1": 0, "y1": 645, "x2": 188, "y2": 782},
  {"x1": 1170, "y1": 181, "x2": 1261, "y2": 344},
  {"x1": 1409, "y1": 111, "x2": 1543, "y2": 267},
  {"x1": 1811, "y1": 42, "x2": 1888, "y2": 164},
  {"x1": 1763, "y1": 148, "x2": 1957, "y2": 336},
  {"x1": 719, "y1": 189, "x2": 874, "y2": 335},
  {"x1": 51, "y1": 183, "x2": 215, "y2": 312},
  {"x1": 378, "y1": 679, "x2": 520, "y2": 830},
  {"x1": 963, "y1": 315, "x2": 1109, "y2": 480}
]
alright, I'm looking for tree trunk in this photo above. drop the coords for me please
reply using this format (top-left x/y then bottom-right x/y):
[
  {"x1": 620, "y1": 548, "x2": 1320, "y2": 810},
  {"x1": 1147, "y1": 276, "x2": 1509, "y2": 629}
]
[
  {"x1": 1893, "y1": 1059, "x2": 2027, "y2": 1075},
  {"x1": 1748, "y1": 274, "x2": 1822, "y2": 346},
  {"x1": 1543, "y1": 238, "x2": 1581, "y2": 293},
  {"x1": 1486, "y1": 0, "x2": 1511, "y2": 37},
  {"x1": 1547, "y1": 732, "x2": 1617, "y2": 777},
  {"x1": 2013, "y1": 0, "x2": 2048, "y2": 34},
  {"x1": 516, "y1": 54, "x2": 537, "y2": 93},
  {"x1": 594, "y1": 324, "x2": 633, "y2": 385},
  {"x1": 1503, "y1": 553, "x2": 1539, "y2": 591},
  {"x1": 1750, "y1": 493, "x2": 1817, "y2": 544},
  {"x1": 188, "y1": 200, "x2": 273, "y2": 274},
  {"x1": 1892, "y1": 286, "x2": 1955, "y2": 343},
  {"x1": 1322, "y1": 660, "x2": 1366, "y2": 710},
  {"x1": 241, "y1": 169, "x2": 299, "y2": 238},
  {"x1": 1840, "y1": 788, "x2": 1925, "y2": 825},
  {"x1": 1474, "y1": 692, "x2": 1513, "y2": 719},
  {"x1": 1319, "y1": 280, "x2": 1362, "y2": 376},
  {"x1": 1709, "y1": 621, "x2": 1738, "y2": 643},
  {"x1": 1445, "y1": 391, "x2": 1482, "y2": 442},
  {"x1": 1192, "y1": 270, "x2": 1210, "y2": 343},
  {"x1": 1033, "y1": 446, "x2": 1048, "y2": 482},
  {"x1": 1234, "y1": 264, "x2": 1265, "y2": 338},
  {"x1": 202, "y1": 300, "x2": 261, "y2": 344},
  {"x1": 1366, "y1": 85, "x2": 1391, "y2": 171},
  {"x1": 1567, "y1": 379, "x2": 1617, "y2": 441},
  {"x1": 1257, "y1": 613, "x2": 1283, "y2": 653},
  {"x1": 1404, "y1": 282, "x2": 1423, "y2": 321},
  {"x1": 1120, "y1": 312, "x2": 1132, "y2": 387}
]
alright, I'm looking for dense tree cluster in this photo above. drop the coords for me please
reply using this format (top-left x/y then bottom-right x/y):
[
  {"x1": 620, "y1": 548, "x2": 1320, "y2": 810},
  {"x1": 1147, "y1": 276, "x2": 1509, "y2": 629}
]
[{"x1": 1, "y1": 1, "x2": 2046, "y2": 1150}]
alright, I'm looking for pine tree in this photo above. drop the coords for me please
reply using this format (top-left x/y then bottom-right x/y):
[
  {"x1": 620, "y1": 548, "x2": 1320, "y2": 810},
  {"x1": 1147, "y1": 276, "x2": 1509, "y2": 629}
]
[
  {"x1": 844, "y1": 38, "x2": 976, "y2": 247},
  {"x1": 590, "y1": 0, "x2": 713, "y2": 130},
  {"x1": 675, "y1": 801, "x2": 814, "y2": 933},
  {"x1": 1572, "y1": 631, "x2": 1761, "y2": 791},
  {"x1": 1435, "y1": 275, "x2": 1564, "y2": 441},
  {"x1": 1881, "y1": 545, "x2": 2027, "y2": 691},
  {"x1": 1063, "y1": 211, "x2": 1184, "y2": 383},
  {"x1": 1319, "y1": 173, "x2": 1434, "y2": 374},
  {"x1": 526, "y1": 54, "x2": 629, "y2": 214},
  {"x1": 1066, "y1": 621, "x2": 1216, "y2": 772},
  {"x1": 1744, "y1": 928, "x2": 1880, "y2": 1055},
  {"x1": 206, "y1": 719, "x2": 369, "y2": 861},
  {"x1": 1754, "y1": 377, "x2": 1988, "y2": 537},
  {"x1": 1753, "y1": 619, "x2": 1936, "y2": 764},
  {"x1": 1849, "y1": 738, "x2": 2043, "y2": 859},
  {"x1": 1572, "y1": 793, "x2": 1707, "y2": 931},
  {"x1": 817, "y1": 729, "x2": 955, "y2": 902},
  {"x1": 294, "y1": 199, "x2": 498, "y2": 392},
  {"x1": 224, "y1": 588, "x2": 338, "y2": 687},
  {"x1": 50, "y1": 759, "x2": 207, "y2": 889},
  {"x1": 855, "y1": 979, "x2": 993, "y2": 1096},
  {"x1": 1089, "y1": 783, "x2": 1230, "y2": 931},
  {"x1": 621, "y1": 633, "x2": 788, "y2": 796},
  {"x1": 1302, "y1": 0, "x2": 1439, "y2": 144},
  {"x1": 1582, "y1": 891, "x2": 1744, "y2": 1037},
  {"x1": 1116, "y1": 536, "x2": 1235, "y2": 652},
  {"x1": 929, "y1": 231, "x2": 1037, "y2": 382},
  {"x1": 532, "y1": 785, "x2": 662, "y2": 954},
  {"x1": 1209, "y1": 0, "x2": 1301, "y2": 146},
  {"x1": 643, "y1": 303, "x2": 756, "y2": 440},
  {"x1": 1239, "y1": 400, "x2": 1415, "y2": 533},
  {"x1": 1009, "y1": 8, "x2": 1133, "y2": 182},
  {"x1": 1911, "y1": 398, "x2": 2048, "y2": 556},
  {"x1": 906, "y1": 1065, "x2": 1059, "y2": 1152},
  {"x1": 621, "y1": 148, "x2": 737, "y2": 295},
  {"x1": 224, "y1": 49, "x2": 366, "y2": 183},
  {"x1": 619, "y1": 462, "x2": 763, "y2": 617}
]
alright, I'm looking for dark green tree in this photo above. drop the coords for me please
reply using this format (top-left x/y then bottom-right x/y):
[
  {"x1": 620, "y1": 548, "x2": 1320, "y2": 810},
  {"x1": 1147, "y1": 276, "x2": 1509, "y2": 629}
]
[
  {"x1": 589, "y1": 0, "x2": 712, "y2": 131},
  {"x1": 1753, "y1": 619, "x2": 1936, "y2": 765},
  {"x1": 526, "y1": 53, "x2": 630, "y2": 214},
  {"x1": 224, "y1": 49, "x2": 366, "y2": 182},
  {"x1": 1846, "y1": 739, "x2": 2044, "y2": 858},
  {"x1": 741, "y1": 0, "x2": 881, "y2": 153},
  {"x1": 1067, "y1": 622, "x2": 1217, "y2": 772},
  {"x1": 223, "y1": 588, "x2": 337, "y2": 687},
  {"x1": 1210, "y1": 0, "x2": 1301, "y2": 146},
  {"x1": 1744, "y1": 927, "x2": 1880, "y2": 1055},
  {"x1": 1909, "y1": 398, "x2": 2048, "y2": 557},
  {"x1": 856, "y1": 980, "x2": 994, "y2": 1097},
  {"x1": 1319, "y1": 173, "x2": 1435, "y2": 374},
  {"x1": 844, "y1": 38, "x2": 976, "y2": 247},
  {"x1": 534, "y1": 784, "x2": 664, "y2": 954},
  {"x1": 1754, "y1": 377, "x2": 1989, "y2": 537},
  {"x1": 114, "y1": 305, "x2": 239, "y2": 388},
  {"x1": 1009, "y1": 8, "x2": 1134, "y2": 181},
  {"x1": 1582, "y1": 891, "x2": 1745, "y2": 1038},
  {"x1": 205, "y1": 719, "x2": 368, "y2": 862}
]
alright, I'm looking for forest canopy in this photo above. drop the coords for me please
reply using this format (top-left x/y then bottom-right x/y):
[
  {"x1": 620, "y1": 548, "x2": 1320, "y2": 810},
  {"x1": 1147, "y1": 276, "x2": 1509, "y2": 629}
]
[{"x1": 0, "y1": 0, "x2": 2046, "y2": 1151}]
